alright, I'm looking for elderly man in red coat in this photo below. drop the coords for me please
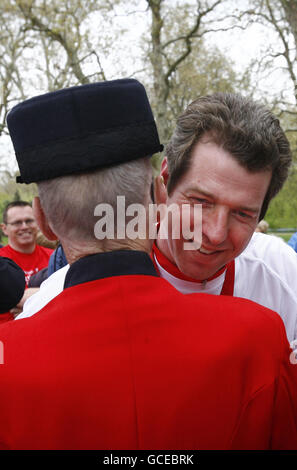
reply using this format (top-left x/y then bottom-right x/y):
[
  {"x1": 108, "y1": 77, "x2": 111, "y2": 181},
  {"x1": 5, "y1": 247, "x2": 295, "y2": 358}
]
[{"x1": 0, "y1": 79, "x2": 296, "y2": 450}]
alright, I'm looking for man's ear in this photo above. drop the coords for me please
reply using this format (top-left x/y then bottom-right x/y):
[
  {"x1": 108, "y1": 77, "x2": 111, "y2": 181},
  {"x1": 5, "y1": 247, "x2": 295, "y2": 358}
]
[
  {"x1": 154, "y1": 157, "x2": 169, "y2": 205},
  {"x1": 32, "y1": 197, "x2": 58, "y2": 241},
  {"x1": 1, "y1": 223, "x2": 8, "y2": 237}
]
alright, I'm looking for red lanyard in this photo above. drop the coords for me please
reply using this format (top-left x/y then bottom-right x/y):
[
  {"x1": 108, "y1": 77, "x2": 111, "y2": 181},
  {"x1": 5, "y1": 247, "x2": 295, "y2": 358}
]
[
  {"x1": 151, "y1": 246, "x2": 235, "y2": 297},
  {"x1": 220, "y1": 260, "x2": 235, "y2": 296}
]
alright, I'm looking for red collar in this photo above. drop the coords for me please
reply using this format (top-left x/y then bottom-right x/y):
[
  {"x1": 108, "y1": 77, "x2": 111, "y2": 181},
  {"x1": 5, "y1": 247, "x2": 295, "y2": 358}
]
[
  {"x1": 151, "y1": 242, "x2": 235, "y2": 296},
  {"x1": 151, "y1": 242, "x2": 227, "y2": 282}
]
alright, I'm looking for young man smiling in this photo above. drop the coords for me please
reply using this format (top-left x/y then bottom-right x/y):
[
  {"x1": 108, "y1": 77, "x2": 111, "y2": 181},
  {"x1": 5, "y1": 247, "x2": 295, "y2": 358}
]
[
  {"x1": 156, "y1": 136, "x2": 272, "y2": 281},
  {"x1": 153, "y1": 92, "x2": 297, "y2": 343},
  {"x1": 0, "y1": 201, "x2": 53, "y2": 286}
]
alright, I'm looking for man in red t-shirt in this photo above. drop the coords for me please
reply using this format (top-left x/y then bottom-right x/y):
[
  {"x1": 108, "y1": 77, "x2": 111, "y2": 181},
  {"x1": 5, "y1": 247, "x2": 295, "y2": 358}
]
[
  {"x1": 0, "y1": 201, "x2": 53, "y2": 319},
  {"x1": 0, "y1": 201, "x2": 53, "y2": 285}
]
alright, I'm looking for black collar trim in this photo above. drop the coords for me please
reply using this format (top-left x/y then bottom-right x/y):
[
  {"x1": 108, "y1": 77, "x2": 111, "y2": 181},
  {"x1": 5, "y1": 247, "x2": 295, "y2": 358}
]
[{"x1": 64, "y1": 250, "x2": 158, "y2": 290}]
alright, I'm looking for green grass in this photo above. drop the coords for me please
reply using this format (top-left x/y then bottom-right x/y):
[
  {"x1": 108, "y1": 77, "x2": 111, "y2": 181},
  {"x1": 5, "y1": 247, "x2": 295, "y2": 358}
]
[
  {"x1": 0, "y1": 236, "x2": 7, "y2": 246},
  {"x1": 269, "y1": 232, "x2": 292, "y2": 243}
]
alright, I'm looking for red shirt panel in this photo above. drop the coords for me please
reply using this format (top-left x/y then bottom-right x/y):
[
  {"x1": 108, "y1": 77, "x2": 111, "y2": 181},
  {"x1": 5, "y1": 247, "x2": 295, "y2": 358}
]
[{"x1": 0, "y1": 244, "x2": 53, "y2": 286}]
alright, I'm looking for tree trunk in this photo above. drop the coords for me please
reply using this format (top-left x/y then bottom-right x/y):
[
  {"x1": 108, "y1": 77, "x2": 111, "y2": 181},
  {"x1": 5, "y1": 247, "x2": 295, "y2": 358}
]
[{"x1": 147, "y1": 0, "x2": 170, "y2": 149}]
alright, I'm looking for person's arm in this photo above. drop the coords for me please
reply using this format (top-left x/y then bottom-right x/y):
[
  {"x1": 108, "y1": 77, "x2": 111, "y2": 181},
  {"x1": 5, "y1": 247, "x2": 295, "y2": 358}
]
[
  {"x1": 0, "y1": 257, "x2": 25, "y2": 314},
  {"x1": 10, "y1": 287, "x2": 39, "y2": 317}
]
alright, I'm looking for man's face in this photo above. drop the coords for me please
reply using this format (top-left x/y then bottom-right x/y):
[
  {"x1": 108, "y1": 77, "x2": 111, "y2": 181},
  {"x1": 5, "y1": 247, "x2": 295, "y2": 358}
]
[
  {"x1": 2, "y1": 205, "x2": 38, "y2": 252},
  {"x1": 157, "y1": 137, "x2": 272, "y2": 281}
]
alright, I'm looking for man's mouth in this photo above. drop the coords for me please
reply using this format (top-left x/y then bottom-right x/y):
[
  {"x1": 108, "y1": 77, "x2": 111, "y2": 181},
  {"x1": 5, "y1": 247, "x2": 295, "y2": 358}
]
[
  {"x1": 18, "y1": 231, "x2": 32, "y2": 237},
  {"x1": 199, "y1": 247, "x2": 216, "y2": 255},
  {"x1": 184, "y1": 235, "x2": 218, "y2": 254}
]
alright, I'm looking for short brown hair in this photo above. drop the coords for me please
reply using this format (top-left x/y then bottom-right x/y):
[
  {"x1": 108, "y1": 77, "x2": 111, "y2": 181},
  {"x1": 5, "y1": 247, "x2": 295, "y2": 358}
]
[
  {"x1": 166, "y1": 93, "x2": 292, "y2": 220},
  {"x1": 2, "y1": 201, "x2": 32, "y2": 224}
]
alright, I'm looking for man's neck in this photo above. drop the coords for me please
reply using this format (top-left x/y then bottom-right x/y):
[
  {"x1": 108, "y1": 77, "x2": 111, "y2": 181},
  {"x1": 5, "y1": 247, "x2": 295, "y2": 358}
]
[
  {"x1": 156, "y1": 230, "x2": 176, "y2": 266},
  {"x1": 8, "y1": 241, "x2": 36, "y2": 254},
  {"x1": 62, "y1": 237, "x2": 153, "y2": 265},
  {"x1": 154, "y1": 237, "x2": 227, "y2": 283}
]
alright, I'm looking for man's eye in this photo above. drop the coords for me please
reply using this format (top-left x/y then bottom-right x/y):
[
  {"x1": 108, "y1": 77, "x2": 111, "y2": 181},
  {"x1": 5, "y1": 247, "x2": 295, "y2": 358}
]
[
  {"x1": 195, "y1": 198, "x2": 210, "y2": 205},
  {"x1": 235, "y1": 211, "x2": 252, "y2": 219}
]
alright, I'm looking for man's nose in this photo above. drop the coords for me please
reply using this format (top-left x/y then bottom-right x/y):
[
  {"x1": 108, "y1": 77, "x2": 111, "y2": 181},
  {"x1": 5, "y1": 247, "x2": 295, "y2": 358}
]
[
  {"x1": 19, "y1": 220, "x2": 32, "y2": 227},
  {"x1": 202, "y1": 207, "x2": 229, "y2": 247}
]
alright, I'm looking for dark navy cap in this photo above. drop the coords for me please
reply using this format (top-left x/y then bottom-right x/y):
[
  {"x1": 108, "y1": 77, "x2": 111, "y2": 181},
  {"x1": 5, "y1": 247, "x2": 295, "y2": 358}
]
[{"x1": 7, "y1": 78, "x2": 163, "y2": 183}]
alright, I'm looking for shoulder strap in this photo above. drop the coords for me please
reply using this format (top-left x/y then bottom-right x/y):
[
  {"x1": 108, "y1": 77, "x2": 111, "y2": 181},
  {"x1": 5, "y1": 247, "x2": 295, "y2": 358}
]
[{"x1": 220, "y1": 260, "x2": 235, "y2": 296}]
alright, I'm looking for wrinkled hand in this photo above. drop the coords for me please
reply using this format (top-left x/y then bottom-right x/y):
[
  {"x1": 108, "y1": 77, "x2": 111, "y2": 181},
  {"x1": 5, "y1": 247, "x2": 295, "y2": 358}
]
[{"x1": 10, "y1": 287, "x2": 39, "y2": 317}]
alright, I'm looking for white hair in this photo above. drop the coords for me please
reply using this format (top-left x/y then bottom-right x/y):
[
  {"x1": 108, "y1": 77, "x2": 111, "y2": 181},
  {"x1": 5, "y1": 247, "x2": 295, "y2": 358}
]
[{"x1": 37, "y1": 157, "x2": 152, "y2": 242}]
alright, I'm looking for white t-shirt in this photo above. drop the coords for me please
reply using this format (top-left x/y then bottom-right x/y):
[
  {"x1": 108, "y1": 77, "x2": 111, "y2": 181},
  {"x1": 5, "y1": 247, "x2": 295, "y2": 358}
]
[
  {"x1": 156, "y1": 232, "x2": 297, "y2": 342},
  {"x1": 16, "y1": 233, "x2": 297, "y2": 343},
  {"x1": 235, "y1": 233, "x2": 297, "y2": 343}
]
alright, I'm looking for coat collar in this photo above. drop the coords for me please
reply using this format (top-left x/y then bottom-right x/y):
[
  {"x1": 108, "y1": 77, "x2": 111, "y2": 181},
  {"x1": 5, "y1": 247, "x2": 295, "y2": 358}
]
[{"x1": 64, "y1": 250, "x2": 158, "y2": 289}]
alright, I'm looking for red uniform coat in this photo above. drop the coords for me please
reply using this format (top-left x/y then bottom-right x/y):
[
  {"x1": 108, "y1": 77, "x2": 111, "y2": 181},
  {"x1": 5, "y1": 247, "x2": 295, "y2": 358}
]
[{"x1": 0, "y1": 250, "x2": 296, "y2": 450}]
